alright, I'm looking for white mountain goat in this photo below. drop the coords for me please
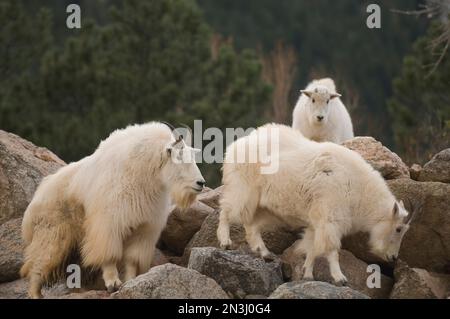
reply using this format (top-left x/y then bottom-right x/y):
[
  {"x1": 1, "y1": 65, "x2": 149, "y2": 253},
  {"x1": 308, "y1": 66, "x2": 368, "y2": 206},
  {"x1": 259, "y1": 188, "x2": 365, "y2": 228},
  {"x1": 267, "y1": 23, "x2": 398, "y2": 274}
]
[
  {"x1": 217, "y1": 124, "x2": 411, "y2": 285},
  {"x1": 21, "y1": 122, "x2": 205, "y2": 298},
  {"x1": 292, "y1": 78, "x2": 354, "y2": 143}
]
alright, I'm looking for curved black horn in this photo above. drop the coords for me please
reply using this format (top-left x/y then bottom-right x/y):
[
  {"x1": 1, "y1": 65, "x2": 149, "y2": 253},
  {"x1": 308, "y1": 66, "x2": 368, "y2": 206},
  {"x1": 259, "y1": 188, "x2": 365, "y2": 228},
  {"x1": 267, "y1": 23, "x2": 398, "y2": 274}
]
[
  {"x1": 179, "y1": 123, "x2": 192, "y2": 146},
  {"x1": 161, "y1": 121, "x2": 176, "y2": 132}
]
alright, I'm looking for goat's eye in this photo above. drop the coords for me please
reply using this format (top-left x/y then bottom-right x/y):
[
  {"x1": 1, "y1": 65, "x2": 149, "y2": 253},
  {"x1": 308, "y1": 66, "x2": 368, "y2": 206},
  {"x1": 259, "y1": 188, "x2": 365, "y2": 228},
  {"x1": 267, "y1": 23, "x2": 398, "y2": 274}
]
[
  {"x1": 327, "y1": 99, "x2": 330, "y2": 104},
  {"x1": 396, "y1": 227, "x2": 402, "y2": 233},
  {"x1": 312, "y1": 98, "x2": 315, "y2": 103}
]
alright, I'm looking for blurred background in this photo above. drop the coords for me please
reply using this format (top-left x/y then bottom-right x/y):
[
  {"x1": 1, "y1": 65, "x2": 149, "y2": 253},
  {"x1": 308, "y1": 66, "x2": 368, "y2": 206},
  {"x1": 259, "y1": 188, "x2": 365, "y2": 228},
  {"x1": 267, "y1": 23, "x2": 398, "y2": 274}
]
[{"x1": 0, "y1": 0, "x2": 448, "y2": 186}]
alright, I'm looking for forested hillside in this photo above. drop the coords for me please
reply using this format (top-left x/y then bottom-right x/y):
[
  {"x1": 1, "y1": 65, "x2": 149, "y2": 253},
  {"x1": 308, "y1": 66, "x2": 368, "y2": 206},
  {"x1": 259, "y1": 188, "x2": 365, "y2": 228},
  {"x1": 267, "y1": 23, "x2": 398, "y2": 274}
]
[{"x1": 0, "y1": 0, "x2": 448, "y2": 186}]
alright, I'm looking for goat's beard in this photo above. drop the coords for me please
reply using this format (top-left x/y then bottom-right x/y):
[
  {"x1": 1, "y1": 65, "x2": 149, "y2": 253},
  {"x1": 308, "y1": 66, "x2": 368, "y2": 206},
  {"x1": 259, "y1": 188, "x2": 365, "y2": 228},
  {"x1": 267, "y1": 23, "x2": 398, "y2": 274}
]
[{"x1": 171, "y1": 185, "x2": 197, "y2": 210}]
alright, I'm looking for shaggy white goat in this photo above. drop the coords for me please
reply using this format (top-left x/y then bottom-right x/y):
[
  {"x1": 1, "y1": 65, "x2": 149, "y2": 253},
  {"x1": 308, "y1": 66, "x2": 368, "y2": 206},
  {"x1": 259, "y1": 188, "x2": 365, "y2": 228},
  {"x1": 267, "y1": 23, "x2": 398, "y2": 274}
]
[
  {"x1": 217, "y1": 124, "x2": 410, "y2": 284},
  {"x1": 292, "y1": 78, "x2": 354, "y2": 143},
  {"x1": 21, "y1": 122, "x2": 205, "y2": 298}
]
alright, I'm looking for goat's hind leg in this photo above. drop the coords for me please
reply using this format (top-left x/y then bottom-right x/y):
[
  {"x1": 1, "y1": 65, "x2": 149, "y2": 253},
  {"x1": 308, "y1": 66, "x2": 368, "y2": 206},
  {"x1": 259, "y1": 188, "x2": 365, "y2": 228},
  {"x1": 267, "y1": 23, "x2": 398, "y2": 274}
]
[{"x1": 243, "y1": 222, "x2": 275, "y2": 261}]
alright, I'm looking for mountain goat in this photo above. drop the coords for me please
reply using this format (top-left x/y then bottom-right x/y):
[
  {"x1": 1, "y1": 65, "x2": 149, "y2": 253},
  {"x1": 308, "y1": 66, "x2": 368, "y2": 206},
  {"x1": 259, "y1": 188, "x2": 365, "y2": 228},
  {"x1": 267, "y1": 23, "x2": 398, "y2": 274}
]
[
  {"x1": 21, "y1": 122, "x2": 205, "y2": 298},
  {"x1": 292, "y1": 78, "x2": 354, "y2": 143},
  {"x1": 217, "y1": 124, "x2": 410, "y2": 285}
]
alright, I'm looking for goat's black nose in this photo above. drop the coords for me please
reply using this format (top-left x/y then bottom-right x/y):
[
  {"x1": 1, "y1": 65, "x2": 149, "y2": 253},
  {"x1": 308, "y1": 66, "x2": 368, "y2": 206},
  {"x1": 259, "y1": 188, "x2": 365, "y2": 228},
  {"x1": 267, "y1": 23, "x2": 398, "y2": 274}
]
[
  {"x1": 196, "y1": 180, "x2": 206, "y2": 188},
  {"x1": 317, "y1": 116, "x2": 324, "y2": 121}
]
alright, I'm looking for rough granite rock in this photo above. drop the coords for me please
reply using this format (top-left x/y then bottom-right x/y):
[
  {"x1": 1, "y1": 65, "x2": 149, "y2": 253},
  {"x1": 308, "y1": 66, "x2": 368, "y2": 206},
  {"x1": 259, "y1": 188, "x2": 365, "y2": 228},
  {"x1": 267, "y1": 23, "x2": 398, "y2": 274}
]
[
  {"x1": 269, "y1": 281, "x2": 370, "y2": 299},
  {"x1": 0, "y1": 218, "x2": 24, "y2": 282},
  {"x1": 0, "y1": 130, "x2": 65, "y2": 225},
  {"x1": 409, "y1": 164, "x2": 422, "y2": 181},
  {"x1": 113, "y1": 263, "x2": 228, "y2": 299},
  {"x1": 418, "y1": 149, "x2": 450, "y2": 183},
  {"x1": 390, "y1": 260, "x2": 450, "y2": 299},
  {"x1": 281, "y1": 244, "x2": 393, "y2": 299},
  {"x1": 182, "y1": 210, "x2": 299, "y2": 265},
  {"x1": 188, "y1": 247, "x2": 284, "y2": 298},
  {"x1": 197, "y1": 186, "x2": 224, "y2": 210},
  {"x1": 160, "y1": 201, "x2": 214, "y2": 255},
  {"x1": 342, "y1": 137, "x2": 409, "y2": 179},
  {"x1": 0, "y1": 278, "x2": 71, "y2": 299}
]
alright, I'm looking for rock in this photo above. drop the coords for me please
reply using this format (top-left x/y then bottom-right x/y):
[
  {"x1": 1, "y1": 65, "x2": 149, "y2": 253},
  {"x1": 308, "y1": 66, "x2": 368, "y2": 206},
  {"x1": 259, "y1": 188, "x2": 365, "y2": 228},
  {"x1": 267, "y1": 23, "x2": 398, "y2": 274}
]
[
  {"x1": 151, "y1": 248, "x2": 169, "y2": 267},
  {"x1": 182, "y1": 210, "x2": 298, "y2": 265},
  {"x1": 341, "y1": 233, "x2": 390, "y2": 266},
  {"x1": 281, "y1": 244, "x2": 393, "y2": 299},
  {"x1": 390, "y1": 260, "x2": 450, "y2": 299},
  {"x1": 197, "y1": 186, "x2": 224, "y2": 210},
  {"x1": 389, "y1": 179, "x2": 450, "y2": 273},
  {"x1": 0, "y1": 278, "x2": 71, "y2": 299},
  {"x1": 0, "y1": 130, "x2": 65, "y2": 225},
  {"x1": 160, "y1": 201, "x2": 214, "y2": 255},
  {"x1": 113, "y1": 263, "x2": 228, "y2": 299},
  {"x1": 418, "y1": 149, "x2": 450, "y2": 183},
  {"x1": 269, "y1": 281, "x2": 370, "y2": 299},
  {"x1": 342, "y1": 137, "x2": 409, "y2": 179},
  {"x1": 57, "y1": 290, "x2": 111, "y2": 299},
  {"x1": 0, "y1": 218, "x2": 24, "y2": 282},
  {"x1": 341, "y1": 179, "x2": 450, "y2": 274},
  {"x1": 188, "y1": 247, "x2": 284, "y2": 298},
  {"x1": 409, "y1": 164, "x2": 422, "y2": 181}
]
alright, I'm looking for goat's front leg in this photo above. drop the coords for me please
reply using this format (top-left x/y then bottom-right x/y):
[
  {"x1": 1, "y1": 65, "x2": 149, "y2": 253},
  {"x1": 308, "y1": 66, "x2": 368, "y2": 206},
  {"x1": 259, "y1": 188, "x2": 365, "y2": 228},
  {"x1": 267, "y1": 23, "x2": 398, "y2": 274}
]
[
  {"x1": 102, "y1": 261, "x2": 122, "y2": 293},
  {"x1": 327, "y1": 250, "x2": 347, "y2": 285}
]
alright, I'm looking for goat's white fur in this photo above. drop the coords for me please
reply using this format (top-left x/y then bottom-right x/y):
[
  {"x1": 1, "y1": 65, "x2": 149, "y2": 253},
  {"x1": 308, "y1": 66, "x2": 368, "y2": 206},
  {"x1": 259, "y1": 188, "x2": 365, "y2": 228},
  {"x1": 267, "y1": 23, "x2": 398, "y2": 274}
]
[
  {"x1": 21, "y1": 122, "x2": 204, "y2": 298},
  {"x1": 292, "y1": 78, "x2": 354, "y2": 143},
  {"x1": 217, "y1": 124, "x2": 409, "y2": 284}
]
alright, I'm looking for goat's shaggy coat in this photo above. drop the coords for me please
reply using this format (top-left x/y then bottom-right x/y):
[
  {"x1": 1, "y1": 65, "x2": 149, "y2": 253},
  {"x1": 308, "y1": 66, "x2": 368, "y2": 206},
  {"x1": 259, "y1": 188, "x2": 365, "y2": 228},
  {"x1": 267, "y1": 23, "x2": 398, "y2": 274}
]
[
  {"x1": 292, "y1": 78, "x2": 354, "y2": 143},
  {"x1": 21, "y1": 122, "x2": 204, "y2": 298},
  {"x1": 218, "y1": 124, "x2": 409, "y2": 284}
]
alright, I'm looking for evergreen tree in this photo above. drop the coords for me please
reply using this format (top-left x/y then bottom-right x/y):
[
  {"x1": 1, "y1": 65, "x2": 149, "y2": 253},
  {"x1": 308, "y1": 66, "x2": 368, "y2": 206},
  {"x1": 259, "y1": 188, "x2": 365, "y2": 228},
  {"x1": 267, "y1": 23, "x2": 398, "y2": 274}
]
[{"x1": 389, "y1": 21, "x2": 450, "y2": 164}]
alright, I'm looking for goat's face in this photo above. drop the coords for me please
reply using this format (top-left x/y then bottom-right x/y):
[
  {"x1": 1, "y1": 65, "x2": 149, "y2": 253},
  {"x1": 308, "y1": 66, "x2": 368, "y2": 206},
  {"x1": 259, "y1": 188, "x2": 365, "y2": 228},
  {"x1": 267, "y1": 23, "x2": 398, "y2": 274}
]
[
  {"x1": 301, "y1": 85, "x2": 341, "y2": 126},
  {"x1": 162, "y1": 136, "x2": 205, "y2": 209},
  {"x1": 369, "y1": 201, "x2": 410, "y2": 262}
]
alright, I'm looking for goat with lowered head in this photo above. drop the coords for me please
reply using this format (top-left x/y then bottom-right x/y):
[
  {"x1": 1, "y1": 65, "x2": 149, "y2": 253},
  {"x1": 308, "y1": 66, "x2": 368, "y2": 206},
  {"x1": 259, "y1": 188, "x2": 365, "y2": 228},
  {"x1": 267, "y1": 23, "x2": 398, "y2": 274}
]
[{"x1": 217, "y1": 124, "x2": 412, "y2": 285}]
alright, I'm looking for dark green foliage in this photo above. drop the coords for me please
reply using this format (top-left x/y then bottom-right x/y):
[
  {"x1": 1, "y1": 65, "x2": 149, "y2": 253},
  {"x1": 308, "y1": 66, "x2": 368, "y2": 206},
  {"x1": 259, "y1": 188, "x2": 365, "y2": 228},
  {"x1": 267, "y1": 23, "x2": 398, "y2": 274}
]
[
  {"x1": 389, "y1": 21, "x2": 450, "y2": 164},
  {"x1": 0, "y1": 0, "x2": 271, "y2": 186},
  {"x1": 196, "y1": 0, "x2": 427, "y2": 145}
]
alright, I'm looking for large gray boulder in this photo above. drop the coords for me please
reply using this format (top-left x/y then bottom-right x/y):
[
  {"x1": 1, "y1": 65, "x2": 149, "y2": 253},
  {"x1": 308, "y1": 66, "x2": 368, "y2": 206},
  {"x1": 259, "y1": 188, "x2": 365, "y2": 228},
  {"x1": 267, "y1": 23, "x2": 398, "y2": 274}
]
[
  {"x1": 188, "y1": 247, "x2": 283, "y2": 298},
  {"x1": 281, "y1": 244, "x2": 393, "y2": 299},
  {"x1": 160, "y1": 201, "x2": 214, "y2": 255},
  {"x1": 390, "y1": 261, "x2": 450, "y2": 299},
  {"x1": 0, "y1": 130, "x2": 65, "y2": 225},
  {"x1": 418, "y1": 149, "x2": 450, "y2": 183},
  {"x1": 0, "y1": 278, "x2": 71, "y2": 299},
  {"x1": 0, "y1": 218, "x2": 24, "y2": 282},
  {"x1": 341, "y1": 137, "x2": 409, "y2": 179},
  {"x1": 182, "y1": 210, "x2": 298, "y2": 264},
  {"x1": 269, "y1": 281, "x2": 370, "y2": 299},
  {"x1": 113, "y1": 263, "x2": 228, "y2": 299}
]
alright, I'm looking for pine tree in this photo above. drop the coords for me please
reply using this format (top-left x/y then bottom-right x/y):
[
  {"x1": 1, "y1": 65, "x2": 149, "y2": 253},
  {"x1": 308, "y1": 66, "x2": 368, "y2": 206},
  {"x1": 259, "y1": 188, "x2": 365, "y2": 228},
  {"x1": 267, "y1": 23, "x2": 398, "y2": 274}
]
[{"x1": 389, "y1": 21, "x2": 450, "y2": 164}]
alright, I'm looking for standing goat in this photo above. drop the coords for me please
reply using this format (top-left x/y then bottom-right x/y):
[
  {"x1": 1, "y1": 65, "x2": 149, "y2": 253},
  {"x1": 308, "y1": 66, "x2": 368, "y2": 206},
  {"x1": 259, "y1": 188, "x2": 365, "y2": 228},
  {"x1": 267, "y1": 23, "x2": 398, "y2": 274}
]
[
  {"x1": 21, "y1": 122, "x2": 205, "y2": 298},
  {"x1": 292, "y1": 78, "x2": 354, "y2": 143},
  {"x1": 217, "y1": 124, "x2": 410, "y2": 285}
]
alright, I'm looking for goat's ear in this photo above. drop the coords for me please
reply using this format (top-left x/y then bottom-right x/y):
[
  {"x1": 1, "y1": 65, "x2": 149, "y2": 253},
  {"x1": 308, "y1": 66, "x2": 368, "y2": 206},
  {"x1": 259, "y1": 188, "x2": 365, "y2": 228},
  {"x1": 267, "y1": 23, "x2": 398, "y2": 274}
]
[
  {"x1": 399, "y1": 200, "x2": 405, "y2": 209},
  {"x1": 393, "y1": 202, "x2": 399, "y2": 217},
  {"x1": 330, "y1": 92, "x2": 342, "y2": 99},
  {"x1": 301, "y1": 90, "x2": 313, "y2": 98}
]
